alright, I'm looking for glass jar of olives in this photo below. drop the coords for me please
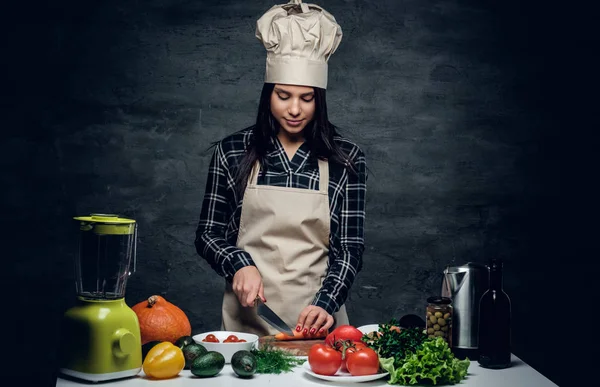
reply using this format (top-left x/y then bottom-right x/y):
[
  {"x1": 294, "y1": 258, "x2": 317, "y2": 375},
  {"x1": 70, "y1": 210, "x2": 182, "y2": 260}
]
[{"x1": 426, "y1": 296, "x2": 453, "y2": 346}]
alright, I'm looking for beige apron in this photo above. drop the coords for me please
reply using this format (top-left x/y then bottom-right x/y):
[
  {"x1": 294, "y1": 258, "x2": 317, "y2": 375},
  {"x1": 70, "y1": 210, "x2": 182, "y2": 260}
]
[{"x1": 221, "y1": 158, "x2": 349, "y2": 336}]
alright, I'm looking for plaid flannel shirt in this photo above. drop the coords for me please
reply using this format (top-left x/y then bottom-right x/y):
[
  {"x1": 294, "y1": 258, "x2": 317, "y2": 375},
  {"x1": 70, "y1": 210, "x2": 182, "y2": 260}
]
[{"x1": 194, "y1": 127, "x2": 367, "y2": 315}]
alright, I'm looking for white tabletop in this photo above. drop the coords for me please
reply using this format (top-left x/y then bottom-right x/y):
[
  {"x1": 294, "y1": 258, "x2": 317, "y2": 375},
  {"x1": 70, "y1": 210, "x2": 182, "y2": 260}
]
[{"x1": 56, "y1": 354, "x2": 558, "y2": 387}]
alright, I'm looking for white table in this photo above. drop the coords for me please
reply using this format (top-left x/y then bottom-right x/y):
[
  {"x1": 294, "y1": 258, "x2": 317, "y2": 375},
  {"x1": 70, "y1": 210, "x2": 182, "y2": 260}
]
[{"x1": 56, "y1": 354, "x2": 558, "y2": 386}]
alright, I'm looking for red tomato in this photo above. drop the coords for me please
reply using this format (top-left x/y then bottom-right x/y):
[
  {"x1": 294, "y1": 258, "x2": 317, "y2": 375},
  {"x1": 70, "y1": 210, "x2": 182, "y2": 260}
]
[
  {"x1": 325, "y1": 325, "x2": 364, "y2": 347},
  {"x1": 224, "y1": 334, "x2": 239, "y2": 343},
  {"x1": 346, "y1": 347, "x2": 379, "y2": 376},
  {"x1": 340, "y1": 341, "x2": 368, "y2": 372},
  {"x1": 308, "y1": 344, "x2": 343, "y2": 376},
  {"x1": 202, "y1": 334, "x2": 220, "y2": 343},
  {"x1": 346, "y1": 341, "x2": 368, "y2": 352}
]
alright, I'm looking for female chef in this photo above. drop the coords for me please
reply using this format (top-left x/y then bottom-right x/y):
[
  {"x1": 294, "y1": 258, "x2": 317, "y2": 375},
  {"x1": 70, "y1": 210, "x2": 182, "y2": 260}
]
[{"x1": 194, "y1": 0, "x2": 367, "y2": 337}]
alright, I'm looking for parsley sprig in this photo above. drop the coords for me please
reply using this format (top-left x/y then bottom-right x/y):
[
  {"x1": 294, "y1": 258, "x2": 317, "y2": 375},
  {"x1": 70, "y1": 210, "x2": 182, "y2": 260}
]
[{"x1": 363, "y1": 319, "x2": 427, "y2": 367}]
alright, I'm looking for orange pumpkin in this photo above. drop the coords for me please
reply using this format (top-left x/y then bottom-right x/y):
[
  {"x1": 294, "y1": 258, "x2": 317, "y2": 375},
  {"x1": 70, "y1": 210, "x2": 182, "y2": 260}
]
[{"x1": 132, "y1": 295, "x2": 192, "y2": 345}]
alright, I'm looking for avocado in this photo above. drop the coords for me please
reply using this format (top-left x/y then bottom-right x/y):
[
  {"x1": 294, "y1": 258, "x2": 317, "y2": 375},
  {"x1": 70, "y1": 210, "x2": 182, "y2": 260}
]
[
  {"x1": 174, "y1": 335, "x2": 195, "y2": 349},
  {"x1": 182, "y1": 343, "x2": 208, "y2": 369},
  {"x1": 141, "y1": 341, "x2": 162, "y2": 361},
  {"x1": 190, "y1": 351, "x2": 225, "y2": 377},
  {"x1": 231, "y1": 350, "x2": 257, "y2": 378}
]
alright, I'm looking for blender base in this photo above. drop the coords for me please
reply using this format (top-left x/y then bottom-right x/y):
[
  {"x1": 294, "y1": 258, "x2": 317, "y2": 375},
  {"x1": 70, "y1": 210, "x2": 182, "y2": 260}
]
[{"x1": 60, "y1": 367, "x2": 142, "y2": 383}]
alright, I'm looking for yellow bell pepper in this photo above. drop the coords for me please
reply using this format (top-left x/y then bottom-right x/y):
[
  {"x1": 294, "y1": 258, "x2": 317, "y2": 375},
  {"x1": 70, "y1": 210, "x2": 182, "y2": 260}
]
[{"x1": 143, "y1": 341, "x2": 185, "y2": 379}]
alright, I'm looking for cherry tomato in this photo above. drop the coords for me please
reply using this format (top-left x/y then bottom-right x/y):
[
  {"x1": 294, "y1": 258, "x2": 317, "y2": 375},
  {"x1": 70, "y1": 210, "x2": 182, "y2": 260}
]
[
  {"x1": 308, "y1": 343, "x2": 342, "y2": 376},
  {"x1": 202, "y1": 334, "x2": 220, "y2": 343},
  {"x1": 346, "y1": 346, "x2": 379, "y2": 376},
  {"x1": 325, "y1": 325, "x2": 364, "y2": 347},
  {"x1": 238, "y1": 339, "x2": 247, "y2": 342},
  {"x1": 224, "y1": 334, "x2": 239, "y2": 343}
]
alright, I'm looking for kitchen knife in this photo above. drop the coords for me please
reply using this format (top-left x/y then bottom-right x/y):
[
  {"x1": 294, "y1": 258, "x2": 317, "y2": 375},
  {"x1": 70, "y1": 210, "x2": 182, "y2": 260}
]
[{"x1": 256, "y1": 298, "x2": 295, "y2": 336}]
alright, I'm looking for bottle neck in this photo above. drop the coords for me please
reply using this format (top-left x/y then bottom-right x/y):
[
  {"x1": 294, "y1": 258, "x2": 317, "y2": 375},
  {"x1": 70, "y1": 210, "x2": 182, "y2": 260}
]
[{"x1": 489, "y1": 264, "x2": 504, "y2": 291}]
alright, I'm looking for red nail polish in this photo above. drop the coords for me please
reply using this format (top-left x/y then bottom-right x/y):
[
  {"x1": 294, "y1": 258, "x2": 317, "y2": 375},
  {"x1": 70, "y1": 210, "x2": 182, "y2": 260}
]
[
  {"x1": 303, "y1": 328, "x2": 308, "y2": 334},
  {"x1": 318, "y1": 328, "x2": 324, "y2": 334},
  {"x1": 310, "y1": 328, "x2": 316, "y2": 334},
  {"x1": 296, "y1": 325, "x2": 301, "y2": 332}
]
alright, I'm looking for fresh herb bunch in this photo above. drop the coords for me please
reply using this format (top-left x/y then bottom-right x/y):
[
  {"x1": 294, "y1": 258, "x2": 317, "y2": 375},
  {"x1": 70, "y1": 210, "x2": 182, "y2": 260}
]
[
  {"x1": 364, "y1": 319, "x2": 428, "y2": 367},
  {"x1": 250, "y1": 345, "x2": 305, "y2": 374}
]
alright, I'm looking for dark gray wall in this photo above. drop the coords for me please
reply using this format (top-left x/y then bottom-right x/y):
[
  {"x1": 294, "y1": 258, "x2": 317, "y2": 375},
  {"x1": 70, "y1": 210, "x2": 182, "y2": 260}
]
[{"x1": 5, "y1": 0, "x2": 578, "y2": 386}]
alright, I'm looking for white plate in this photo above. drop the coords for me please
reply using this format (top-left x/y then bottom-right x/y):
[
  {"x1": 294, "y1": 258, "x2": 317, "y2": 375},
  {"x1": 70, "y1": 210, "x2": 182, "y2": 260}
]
[
  {"x1": 302, "y1": 361, "x2": 389, "y2": 383},
  {"x1": 357, "y1": 324, "x2": 380, "y2": 335}
]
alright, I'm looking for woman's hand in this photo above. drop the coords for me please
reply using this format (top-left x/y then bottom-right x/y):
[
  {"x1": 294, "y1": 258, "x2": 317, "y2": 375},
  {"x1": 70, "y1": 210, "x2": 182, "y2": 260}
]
[
  {"x1": 232, "y1": 266, "x2": 266, "y2": 307},
  {"x1": 295, "y1": 305, "x2": 334, "y2": 336}
]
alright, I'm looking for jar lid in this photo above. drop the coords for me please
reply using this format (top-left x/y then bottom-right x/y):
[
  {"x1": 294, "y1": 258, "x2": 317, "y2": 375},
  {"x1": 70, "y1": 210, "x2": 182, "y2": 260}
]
[{"x1": 427, "y1": 296, "x2": 452, "y2": 305}]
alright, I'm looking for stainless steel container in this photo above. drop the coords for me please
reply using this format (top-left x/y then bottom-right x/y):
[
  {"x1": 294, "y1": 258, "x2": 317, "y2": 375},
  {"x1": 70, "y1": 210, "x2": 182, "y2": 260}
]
[{"x1": 441, "y1": 262, "x2": 489, "y2": 357}]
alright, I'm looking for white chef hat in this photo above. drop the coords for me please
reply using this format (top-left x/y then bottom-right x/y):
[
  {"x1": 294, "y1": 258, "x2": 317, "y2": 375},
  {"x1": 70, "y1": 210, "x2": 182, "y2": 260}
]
[{"x1": 255, "y1": 0, "x2": 343, "y2": 89}]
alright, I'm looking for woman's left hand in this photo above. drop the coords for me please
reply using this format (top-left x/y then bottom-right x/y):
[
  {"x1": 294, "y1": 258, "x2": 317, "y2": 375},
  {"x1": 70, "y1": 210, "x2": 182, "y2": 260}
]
[{"x1": 295, "y1": 305, "x2": 334, "y2": 336}]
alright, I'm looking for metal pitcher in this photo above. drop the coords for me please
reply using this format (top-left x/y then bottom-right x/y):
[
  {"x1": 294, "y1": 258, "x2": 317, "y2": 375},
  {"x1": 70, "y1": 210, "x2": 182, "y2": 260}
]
[{"x1": 441, "y1": 262, "x2": 489, "y2": 353}]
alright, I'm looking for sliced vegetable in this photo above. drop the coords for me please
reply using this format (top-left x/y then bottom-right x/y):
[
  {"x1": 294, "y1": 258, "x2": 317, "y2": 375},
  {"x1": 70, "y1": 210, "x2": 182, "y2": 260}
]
[{"x1": 274, "y1": 329, "x2": 326, "y2": 341}]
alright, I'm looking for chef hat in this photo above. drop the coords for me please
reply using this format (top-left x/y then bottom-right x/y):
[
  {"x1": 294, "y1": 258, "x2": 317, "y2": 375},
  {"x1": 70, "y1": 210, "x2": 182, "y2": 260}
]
[{"x1": 255, "y1": 0, "x2": 343, "y2": 89}]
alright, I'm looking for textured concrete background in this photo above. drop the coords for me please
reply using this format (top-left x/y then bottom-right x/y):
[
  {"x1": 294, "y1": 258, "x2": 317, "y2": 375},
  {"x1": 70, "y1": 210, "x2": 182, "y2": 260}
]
[{"x1": 3, "y1": 0, "x2": 583, "y2": 386}]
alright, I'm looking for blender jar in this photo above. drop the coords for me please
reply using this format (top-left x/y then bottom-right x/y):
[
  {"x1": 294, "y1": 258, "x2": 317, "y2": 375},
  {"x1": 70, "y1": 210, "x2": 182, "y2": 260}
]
[{"x1": 73, "y1": 214, "x2": 137, "y2": 299}]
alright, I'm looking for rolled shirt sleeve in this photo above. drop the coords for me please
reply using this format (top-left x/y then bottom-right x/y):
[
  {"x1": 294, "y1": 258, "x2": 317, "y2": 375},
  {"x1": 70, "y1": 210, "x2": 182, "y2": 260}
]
[{"x1": 194, "y1": 142, "x2": 256, "y2": 282}]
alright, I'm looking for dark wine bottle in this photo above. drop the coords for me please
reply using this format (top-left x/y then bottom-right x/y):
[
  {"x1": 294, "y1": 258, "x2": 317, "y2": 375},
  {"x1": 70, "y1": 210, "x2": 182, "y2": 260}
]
[{"x1": 478, "y1": 258, "x2": 512, "y2": 369}]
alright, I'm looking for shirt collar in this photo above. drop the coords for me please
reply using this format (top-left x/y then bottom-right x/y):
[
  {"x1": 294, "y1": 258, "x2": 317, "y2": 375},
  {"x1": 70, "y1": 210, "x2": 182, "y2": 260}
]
[{"x1": 268, "y1": 135, "x2": 312, "y2": 172}]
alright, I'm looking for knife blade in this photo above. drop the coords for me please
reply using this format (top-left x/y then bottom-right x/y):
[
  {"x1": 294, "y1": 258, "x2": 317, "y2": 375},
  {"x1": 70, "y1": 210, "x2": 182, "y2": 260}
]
[{"x1": 256, "y1": 298, "x2": 295, "y2": 336}]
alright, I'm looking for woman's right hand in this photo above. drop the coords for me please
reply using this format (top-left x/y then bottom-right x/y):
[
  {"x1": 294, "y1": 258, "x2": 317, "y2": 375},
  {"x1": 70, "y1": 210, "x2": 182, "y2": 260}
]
[{"x1": 232, "y1": 266, "x2": 266, "y2": 307}]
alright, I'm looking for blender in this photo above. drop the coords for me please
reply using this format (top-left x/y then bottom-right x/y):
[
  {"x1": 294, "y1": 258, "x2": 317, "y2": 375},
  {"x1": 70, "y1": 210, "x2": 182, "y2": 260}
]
[{"x1": 59, "y1": 214, "x2": 142, "y2": 382}]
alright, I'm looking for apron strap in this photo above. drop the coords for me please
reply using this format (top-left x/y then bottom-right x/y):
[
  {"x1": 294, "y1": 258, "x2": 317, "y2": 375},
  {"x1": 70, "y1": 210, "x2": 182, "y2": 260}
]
[
  {"x1": 317, "y1": 159, "x2": 329, "y2": 194},
  {"x1": 289, "y1": 0, "x2": 310, "y2": 14},
  {"x1": 249, "y1": 160, "x2": 261, "y2": 187}
]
